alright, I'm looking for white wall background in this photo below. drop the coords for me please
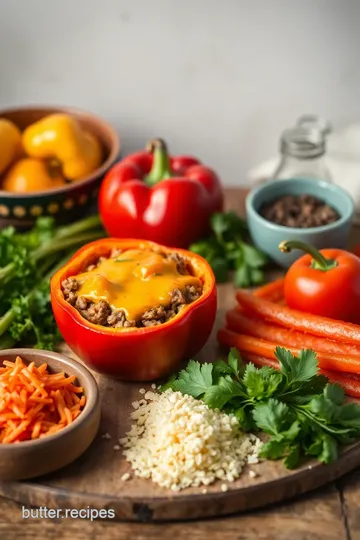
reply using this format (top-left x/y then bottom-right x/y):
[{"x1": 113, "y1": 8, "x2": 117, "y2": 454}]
[{"x1": 1, "y1": 0, "x2": 360, "y2": 185}]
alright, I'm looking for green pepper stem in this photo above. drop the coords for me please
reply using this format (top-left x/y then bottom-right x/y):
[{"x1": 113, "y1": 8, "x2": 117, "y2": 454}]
[
  {"x1": 145, "y1": 138, "x2": 172, "y2": 187},
  {"x1": 55, "y1": 214, "x2": 102, "y2": 239},
  {"x1": 279, "y1": 240, "x2": 337, "y2": 271},
  {"x1": 32, "y1": 230, "x2": 104, "y2": 262}
]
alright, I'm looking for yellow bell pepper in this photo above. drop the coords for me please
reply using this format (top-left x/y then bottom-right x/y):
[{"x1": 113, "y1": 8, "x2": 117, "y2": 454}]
[
  {"x1": 2, "y1": 158, "x2": 65, "y2": 193},
  {"x1": 22, "y1": 114, "x2": 103, "y2": 181},
  {"x1": 0, "y1": 119, "x2": 22, "y2": 174}
]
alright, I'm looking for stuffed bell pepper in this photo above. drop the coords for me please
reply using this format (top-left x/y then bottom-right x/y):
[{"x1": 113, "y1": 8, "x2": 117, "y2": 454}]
[
  {"x1": 99, "y1": 138, "x2": 223, "y2": 248},
  {"x1": 50, "y1": 239, "x2": 217, "y2": 381}
]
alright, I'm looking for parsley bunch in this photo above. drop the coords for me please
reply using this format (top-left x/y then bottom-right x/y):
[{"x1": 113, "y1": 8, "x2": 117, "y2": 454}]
[
  {"x1": 0, "y1": 214, "x2": 105, "y2": 350},
  {"x1": 189, "y1": 212, "x2": 268, "y2": 287},
  {"x1": 163, "y1": 348, "x2": 360, "y2": 468}
]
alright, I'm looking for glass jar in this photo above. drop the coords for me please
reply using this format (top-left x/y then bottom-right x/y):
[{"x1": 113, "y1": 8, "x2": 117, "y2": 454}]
[{"x1": 272, "y1": 126, "x2": 332, "y2": 183}]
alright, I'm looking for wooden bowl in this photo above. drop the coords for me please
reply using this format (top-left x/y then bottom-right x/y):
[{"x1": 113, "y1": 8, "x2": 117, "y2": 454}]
[
  {"x1": 0, "y1": 348, "x2": 101, "y2": 481},
  {"x1": 0, "y1": 106, "x2": 121, "y2": 228}
]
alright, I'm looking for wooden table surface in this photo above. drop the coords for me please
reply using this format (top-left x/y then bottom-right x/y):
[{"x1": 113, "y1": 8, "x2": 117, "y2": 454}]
[{"x1": 1, "y1": 188, "x2": 360, "y2": 540}]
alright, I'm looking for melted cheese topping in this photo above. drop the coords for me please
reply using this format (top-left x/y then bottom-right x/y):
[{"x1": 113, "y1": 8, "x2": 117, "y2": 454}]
[{"x1": 75, "y1": 249, "x2": 202, "y2": 321}]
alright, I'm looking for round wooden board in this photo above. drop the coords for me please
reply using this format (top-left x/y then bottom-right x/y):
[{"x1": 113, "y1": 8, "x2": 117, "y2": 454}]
[{"x1": 2, "y1": 281, "x2": 360, "y2": 522}]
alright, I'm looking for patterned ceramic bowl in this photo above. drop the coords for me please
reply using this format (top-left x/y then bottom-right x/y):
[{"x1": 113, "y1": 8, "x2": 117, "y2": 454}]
[{"x1": 0, "y1": 106, "x2": 120, "y2": 228}]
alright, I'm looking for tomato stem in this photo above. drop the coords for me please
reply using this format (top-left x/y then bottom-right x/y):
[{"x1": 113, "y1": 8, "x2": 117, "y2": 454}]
[
  {"x1": 145, "y1": 138, "x2": 172, "y2": 187},
  {"x1": 279, "y1": 240, "x2": 338, "y2": 271}
]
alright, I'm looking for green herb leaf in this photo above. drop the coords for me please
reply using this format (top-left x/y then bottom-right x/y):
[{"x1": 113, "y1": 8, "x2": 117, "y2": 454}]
[
  {"x1": 163, "y1": 360, "x2": 213, "y2": 398},
  {"x1": 338, "y1": 403, "x2": 360, "y2": 428},
  {"x1": 305, "y1": 436, "x2": 323, "y2": 456},
  {"x1": 203, "y1": 377, "x2": 245, "y2": 409},
  {"x1": 252, "y1": 399, "x2": 293, "y2": 436},
  {"x1": 210, "y1": 258, "x2": 229, "y2": 282},
  {"x1": 234, "y1": 407, "x2": 256, "y2": 431},
  {"x1": 234, "y1": 264, "x2": 251, "y2": 288},
  {"x1": 228, "y1": 348, "x2": 242, "y2": 378},
  {"x1": 283, "y1": 444, "x2": 301, "y2": 469},
  {"x1": 249, "y1": 268, "x2": 265, "y2": 285},
  {"x1": 308, "y1": 394, "x2": 339, "y2": 422},
  {"x1": 276, "y1": 347, "x2": 318, "y2": 383},
  {"x1": 212, "y1": 360, "x2": 235, "y2": 378},
  {"x1": 318, "y1": 434, "x2": 338, "y2": 463},
  {"x1": 243, "y1": 364, "x2": 283, "y2": 400},
  {"x1": 210, "y1": 211, "x2": 247, "y2": 240},
  {"x1": 324, "y1": 383, "x2": 345, "y2": 406},
  {"x1": 241, "y1": 243, "x2": 268, "y2": 268},
  {"x1": 260, "y1": 439, "x2": 289, "y2": 460}
]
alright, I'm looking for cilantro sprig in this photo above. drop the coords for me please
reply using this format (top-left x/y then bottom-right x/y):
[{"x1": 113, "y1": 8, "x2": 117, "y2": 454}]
[
  {"x1": 163, "y1": 348, "x2": 360, "y2": 468},
  {"x1": 189, "y1": 211, "x2": 268, "y2": 287}
]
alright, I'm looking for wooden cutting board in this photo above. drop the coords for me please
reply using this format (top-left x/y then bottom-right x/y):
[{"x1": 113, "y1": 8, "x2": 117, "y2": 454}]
[
  {"x1": 1, "y1": 280, "x2": 360, "y2": 522},
  {"x1": 1, "y1": 189, "x2": 360, "y2": 522}
]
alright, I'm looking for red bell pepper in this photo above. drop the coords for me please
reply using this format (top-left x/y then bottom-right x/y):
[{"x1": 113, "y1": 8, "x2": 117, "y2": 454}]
[
  {"x1": 50, "y1": 238, "x2": 217, "y2": 381},
  {"x1": 98, "y1": 138, "x2": 223, "y2": 248},
  {"x1": 280, "y1": 240, "x2": 360, "y2": 323}
]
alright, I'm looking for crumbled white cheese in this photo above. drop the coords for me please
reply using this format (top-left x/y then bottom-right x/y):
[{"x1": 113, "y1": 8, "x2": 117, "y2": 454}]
[
  {"x1": 221, "y1": 484, "x2": 228, "y2": 492},
  {"x1": 139, "y1": 388, "x2": 146, "y2": 395},
  {"x1": 121, "y1": 473, "x2": 131, "y2": 481},
  {"x1": 101, "y1": 432, "x2": 111, "y2": 440},
  {"x1": 248, "y1": 470, "x2": 258, "y2": 478},
  {"x1": 121, "y1": 389, "x2": 261, "y2": 491},
  {"x1": 113, "y1": 445, "x2": 120, "y2": 451}
]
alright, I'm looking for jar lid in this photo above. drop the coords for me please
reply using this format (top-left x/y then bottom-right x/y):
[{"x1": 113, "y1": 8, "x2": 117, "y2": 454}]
[
  {"x1": 296, "y1": 114, "x2": 332, "y2": 136},
  {"x1": 280, "y1": 127, "x2": 326, "y2": 158}
]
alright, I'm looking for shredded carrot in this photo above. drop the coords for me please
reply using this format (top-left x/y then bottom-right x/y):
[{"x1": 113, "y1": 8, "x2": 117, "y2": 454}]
[
  {"x1": 37, "y1": 363, "x2": 48, "y2": 374},
  {"x1": 0, "y1": 356, "x2": 86, "y2": 444}
]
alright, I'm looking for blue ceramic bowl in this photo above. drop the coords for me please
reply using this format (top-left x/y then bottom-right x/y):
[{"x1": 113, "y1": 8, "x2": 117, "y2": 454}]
[{"x1": 246, "y1": 178, "x2": 354, "y2": 268}]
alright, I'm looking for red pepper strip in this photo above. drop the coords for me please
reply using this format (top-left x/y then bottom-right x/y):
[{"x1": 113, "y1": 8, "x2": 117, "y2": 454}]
[
  {"x1": 321, "y1": 370, "x2": 360, "y2": 399},
  {"x1": 217, "y1": 329, "x2": 360, "y2": 375},
  {"x1": 51, "y1": 238, "x2": 217, "y2": 382},
  {"x1": 239, "y1": 351, "x2": 360, "y2": 399},
  {"x1": 236, "y1": 290, "x2": 360, "y2": 346},
  {"x1": 239, "y1": 351, "x2": 279, "y2": 370},
  {"x1": 280, "y1": 241, "x2": 360, "y2": 323},
  {"x1": 226, "y1": 310, "x2": 360, "y2": 358},
  {"x1": 253, "y1": 278, "x2": 285, "y2": 302},
  {"x1": 99, "y1": 138, "x2": 223, "y2": 248}
]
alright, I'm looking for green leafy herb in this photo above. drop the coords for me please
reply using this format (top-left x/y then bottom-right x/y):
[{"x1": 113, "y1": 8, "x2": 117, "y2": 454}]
[
  {"x1": 163, "y1": 347, "x2": 360, "y2": 469},
  {"x1": 189, "y1": 211, "x2": 267, "y2": 287},
  {"x1": 0, "y1": 214, "x2": 105, "y2": 350}
]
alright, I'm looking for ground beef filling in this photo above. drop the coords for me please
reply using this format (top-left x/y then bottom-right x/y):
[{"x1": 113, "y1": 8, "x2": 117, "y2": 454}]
[
  {"x1": 259, "y1": 194, "x2": 340, "y2": 228},
  {"x1": 61, "y1": 252, "x2": 203, "y2": 328}
]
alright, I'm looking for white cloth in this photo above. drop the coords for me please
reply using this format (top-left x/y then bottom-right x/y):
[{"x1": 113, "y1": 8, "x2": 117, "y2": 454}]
[{"x1": 248, "y1": 124, "x2": 360, "y2": 218}]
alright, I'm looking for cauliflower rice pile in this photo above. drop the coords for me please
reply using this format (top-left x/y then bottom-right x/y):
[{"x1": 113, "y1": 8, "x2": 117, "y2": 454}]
[{"x1": 120, "y1": 389, "x2": 261, "y2": 491}]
